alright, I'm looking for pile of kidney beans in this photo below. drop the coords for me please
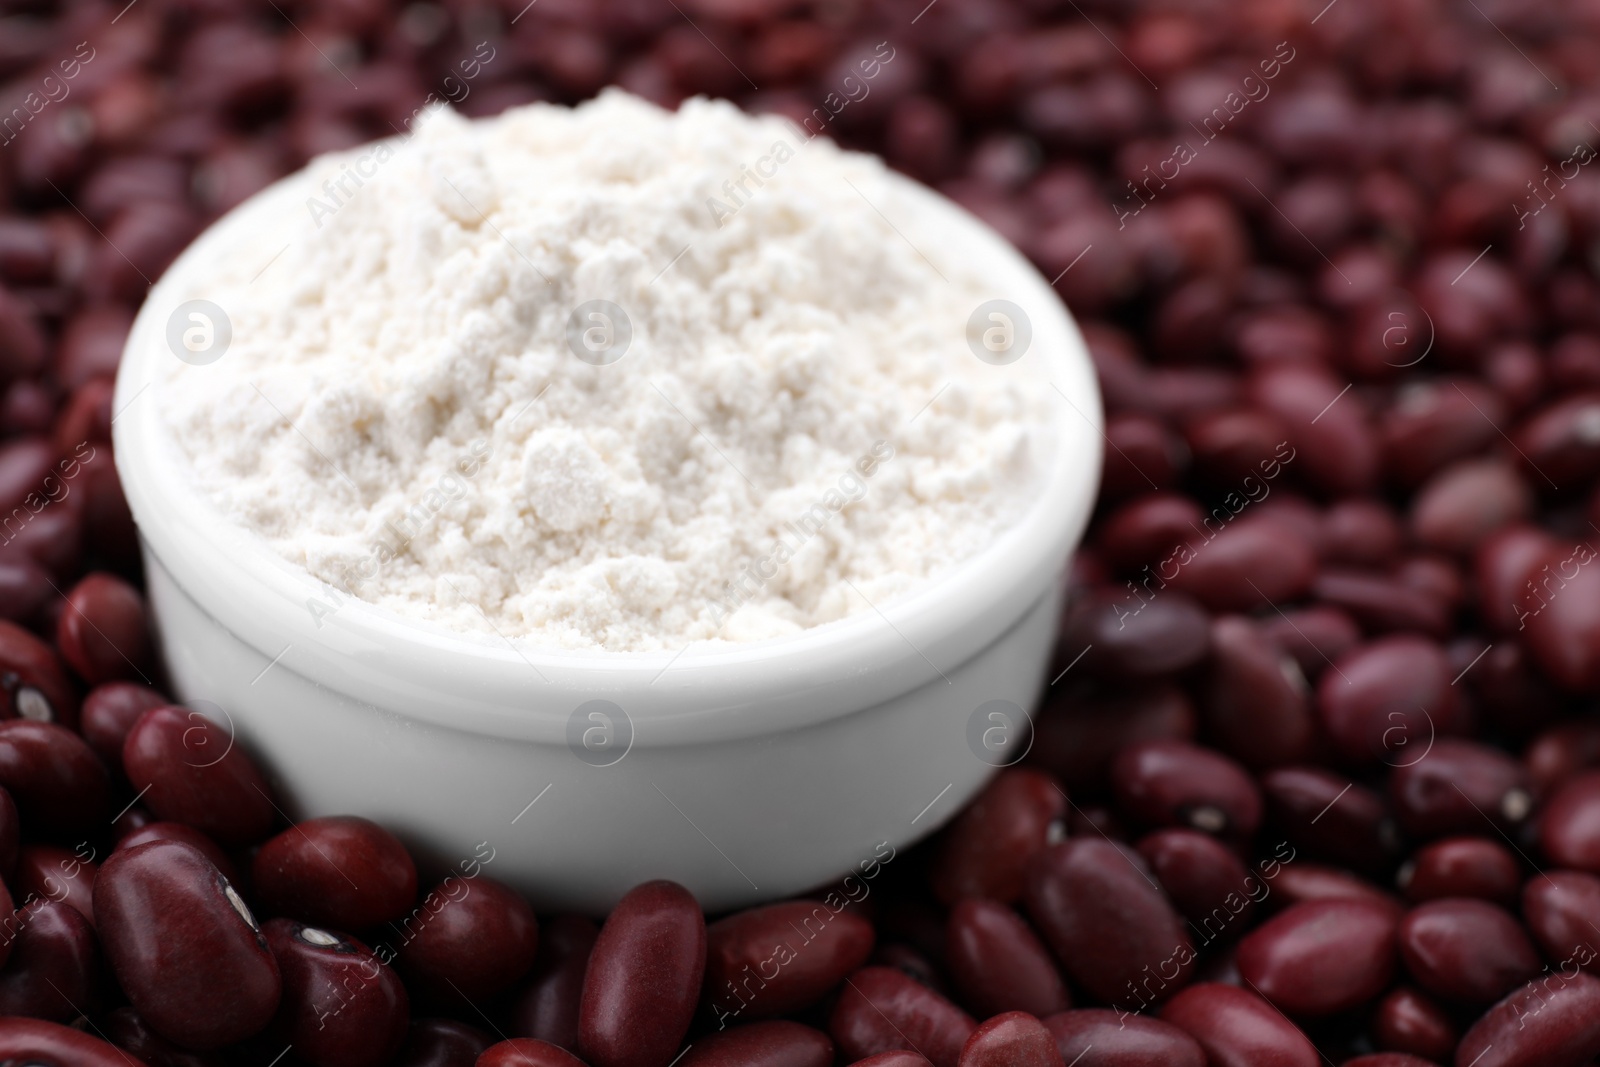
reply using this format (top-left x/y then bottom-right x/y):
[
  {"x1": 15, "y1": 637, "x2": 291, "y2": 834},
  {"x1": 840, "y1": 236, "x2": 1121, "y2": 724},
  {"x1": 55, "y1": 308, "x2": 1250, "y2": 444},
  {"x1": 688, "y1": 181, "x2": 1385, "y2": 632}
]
[{"x1": 10, "y1": 0, "x2": 1600, "y2": 1064}]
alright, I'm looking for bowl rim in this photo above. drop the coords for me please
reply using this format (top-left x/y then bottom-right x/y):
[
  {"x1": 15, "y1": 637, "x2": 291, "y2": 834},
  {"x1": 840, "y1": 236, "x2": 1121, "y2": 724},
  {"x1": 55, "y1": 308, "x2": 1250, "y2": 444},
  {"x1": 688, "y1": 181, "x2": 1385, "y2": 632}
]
[{"x1": 113, "y1": 140, "x2": 1103, "y2": 745}]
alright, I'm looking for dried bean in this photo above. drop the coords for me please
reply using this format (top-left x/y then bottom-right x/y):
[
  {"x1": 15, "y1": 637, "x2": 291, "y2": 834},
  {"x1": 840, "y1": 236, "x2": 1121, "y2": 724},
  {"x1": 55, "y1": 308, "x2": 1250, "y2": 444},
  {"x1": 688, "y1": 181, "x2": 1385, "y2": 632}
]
[
  {"x1": 580, "y1": 880, "x2": 704, "y2": 1067},
  {"x1": 1397, "y1": 899, "x2": 1541, "y2": 1005},
  {"x1": 705, "y1": 899, "x2": 875, "y2": 1022},
  {"x1": 254, "y1": 816, "x2": 418, "y2": 930},
  {"x1": 945, "y1": 899, "x2": 1069, "y2": 1019},
  {"x1": 932, "y1": 768, "x2": 1065, "y2": 905},
  {"x1": 828, "y1": 967, "x2": 975, "y2": 1067}
]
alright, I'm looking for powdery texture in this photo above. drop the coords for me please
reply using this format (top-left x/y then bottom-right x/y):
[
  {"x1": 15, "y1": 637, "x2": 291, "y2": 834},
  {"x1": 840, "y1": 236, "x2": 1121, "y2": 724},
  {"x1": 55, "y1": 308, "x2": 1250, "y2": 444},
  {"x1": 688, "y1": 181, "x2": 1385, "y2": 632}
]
[{"x1": 158, "y1": 90, "x2": 1057, "y2": 651}]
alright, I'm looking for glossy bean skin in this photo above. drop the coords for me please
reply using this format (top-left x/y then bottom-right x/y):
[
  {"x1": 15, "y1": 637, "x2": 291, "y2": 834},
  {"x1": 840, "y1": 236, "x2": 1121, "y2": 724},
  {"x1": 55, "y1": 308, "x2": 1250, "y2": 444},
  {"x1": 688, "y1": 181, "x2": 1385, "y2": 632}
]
[
  {"x1": 1388, "y1": 741, "x2": 1533, "y2": 840},
  {"x1": 946, "y1": 899, "x2": 1069, "y2": 1019},
  {"x1": 1522, "y1": 870, "x2": 1600, "y2": 971},
  {"x1": 1059, "y1": 587, "x2": 1211, "y2": 679},
  {"x1": 510, "y1": 914, "x2": 598, "y2": 1048},
  {"x1": 477, "y1": 1039, "x2": 588, "y2": 1067},
  {"x1": 117, "y1": 821, "x2": 239, "y2": 888},
  {"x1": 844, "y1": 1055, "x2": 933, "y2": 1067},
  {"x1": 1262, "y1": 768, "x2": 1398, "y2": 874},
  {"x1": 931, "y1": 768, "x2": 1065, "y2": 905},
  {"x1": 55, "y1": 571, "x2": 150, "y2": 684},
  {"x1": 101, "y1": 1005, "x2": 220, "y2": 1067},
  {"x1": 579, "y1": 880, "x2": 705, "y2": 1067},
  {"x1": 1042, "y1": 1009, "x2": 1205, "y2": 1067},
  {"x1": 1453, "y1": 972, "x2": 1600, "y2": 1067},
  {"x1": 1526, "y1": 721, "x2": 1600, "y2": 798},
  {"x1": 0, "y1": 720, "x2": 111, "y2": 836},
  {"x1": 1398, "y1": 899, "x2": 1542, "y2": 1005},
  {"x1": 1137, "y1": 828, "x2": 1256, "y2": 932},
  {"x1": 1317, "y1": 636, "x2": 1460, "y2": 767},
  {"x1": 0, "y1": 1018, "x2": 154, "y2": 1067},
  {"x1": 1161, "y1": 983, "x2": 1322, "y2": 1067},
  {"x1": 1522, "y1": 540, "x2": 1600, "y2": 690},
  {"x1": 14, "y1": 843, "x2": 94, "y2": 925},
  {"x1": 94, "y1": 840, "x2": 281, "y2": 1050},
  {"x1": 264, "y1": 919, "x2": 409, "y2": 1067},
  {"x1": 1259, "y1": 606, "x2": 1362, "y2": 681},
  {"x1": 253, "y1": 816, "x2": 418, "y2": 929},
  {"x1": 1201, "y1": 616, "x2": 1316, "y2": 769},
  {"x1": 1235, "y1": 899, "x2": 1399, "y2": 1016},
  {"x1": 122, "y1": 705, "x2": 277, "y2": 845},
  {"x1": 1167, "y1": 514, "x2": 1319, "y2": 612},
  {"x1": 1030, "y1": 683, "x2": 1196, "y2": 795},
  {"x1": 1269, "y1": 863, "x2": 1404, "y2": 912},
  {"x1": 828, "y1": 967, "x2": 975, "y2": 1067},
  {"x1": 1539, "y1": 772, "x2": 1600, "y2": 871},
  {"x1": 0, "y1": 619, "x2": 76, "y2": 727},
  {"x1": 0, "y1": 899, "x2": 96, "y2": 1022},
  {"x1": 399, "y1": 875, "x2": 539, "y2": 1003},
  {"x1": 397, "y1": 1019, "x2": 494, "y2": 1067},
  {"x1": 79, "y1": 681, "x2": 168, "y2": 768},
  {"x1": 957, "y1": 1012, "x2": 1063, "y2": 1067},
  {"x1": 704, "y1": 899, "x2": 876, "y2": 1022},
  {"x1": 1111, "y1": 739, "x2": 1262, "y2": 841},
  {"x1": 1372, "y1": 987, "x2": 1458, "y2": 1063},
  {"x1": 1400, "y1": 838, "x2": 1520, "y2": 906},
  {"x1": 677, "y1": 1021, "x2": 834, "y2": 1067},
  {"x1": 1024, "y1": 839, "x2": 1196, "y2": 1008}
]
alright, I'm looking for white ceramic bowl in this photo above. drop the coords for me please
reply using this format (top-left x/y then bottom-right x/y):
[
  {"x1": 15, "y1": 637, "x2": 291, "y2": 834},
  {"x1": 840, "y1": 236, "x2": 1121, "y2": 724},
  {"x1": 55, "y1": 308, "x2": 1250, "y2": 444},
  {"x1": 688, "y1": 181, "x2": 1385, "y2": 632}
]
[{"x1": 112, "y1": 155, "x2": 1102, "y2": 914}]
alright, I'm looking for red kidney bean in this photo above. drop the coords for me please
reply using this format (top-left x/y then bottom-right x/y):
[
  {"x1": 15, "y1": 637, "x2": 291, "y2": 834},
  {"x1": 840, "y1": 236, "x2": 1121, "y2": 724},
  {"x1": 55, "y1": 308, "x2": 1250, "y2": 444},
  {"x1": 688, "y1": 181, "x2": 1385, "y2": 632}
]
[
  {"x1": 1236, "y1": 899, "x2": 1399, "y2": 1016},
  {"x1": 95, "y1": 839, "x2": 280, "y2": 1050},
  {"x1": 1262, "y1": 767, "x2": 1398, "y2": 874},
  {"x1": 80, "y1": 682, "x2": 168, "y2": 768},
  {"x1": 1512, "y1": 393, "x2": 1600, "y2": 487},
  {"x1": 0, "y1": 720, "x2": 110, "y2": 836},
  {"x1": 264, "y1": 918, "x2": 409, "y2": 1067},
  {"x1": 117, "y1": 821, "x2": 239, "y2": 887},
  {"x1": 1411, "y1": 459, "x2": 1531, "y2": 556},
  {"x1": 705, "y1": 899, "x2": 875, "y2": 1023},
  {"x1": 1111, "y1": 738, "x2": 1261, "y2": 841},
  {"x1": 1317, "y1": 635, "x2": 1461, "y2": 767},
  {"x1": 477, "y1": 1039, "x2": 588, "y2": 1067},
  {"x1": 0, "y1": 899, "x2": 95, "y2": 1022},
  {"x1": 1059, "y1": 586, "x2": 1211, "y2": 679},
  {"x1": 1341, "y1": 1056, "x2": 1442, "y2": 1067},
  {"x1": 579, "y1": 880, "x2": 704, "y2": 1067},
  {"x1": 0, "y1": 558, "x2": 50, "y2": 627},
  {"x1": 1311, "y1": 569, "x2": 1451, "y2": 637},
  {"x1": 1042, "y1": 1008, "x2": 1205, "y2": 1067},
  {"x1": 871, "y1": 944, "x2": 945, "y2": 994},
  {"x1": 828, "y1": 967, "x2": 975, "y2": 1067},
  {"x1": 1024, "y1": 839, "x2": 1195, "y2": 1009},
  {"x1": 0, "y1": 619, "x2": 77, "y2": 727},
  {"x1": 511, "y1": 914, "x2": 598, "y2": 1048},
  {"x1": 1096, "y1": 493, "x2": 1204, "y2": 573},
  {"x1": 1161, "y1": 983, "x2": 1322, "y2": 1067},
  {"x1": 1166, "y1": 514, "x2": 1318, "y2": 613},
  {"x1": 1184, "y1": 406, "x2": 1295, "y2": 485},
  {"x1": 1259, "y1": 605, "x2": 1362, "y2": 681},
  {"x1": 1522, "y1": 541, "x2": 1600, "y2": 690},
  {"x1": 1400, "y1": 556, "x2": 1466, "y2": 612},
  {"x1": 1137, "y1": 828, "x2": 1256, "y2": 933},
  {"x1": 1269, "y1": 862, "x2": 1403, "y2": 913},
  {"x1": 15, "y1": 843, "x2": 93, "y2": 925},
  {"x1": 1201, "y1": 615, "x2": 1315, "y2": 769},
  {"x1": 956, "y1": 1012, "x2": 1063, "y2": 1067},
  {"x1": 1522, "y1": 870, "x2": 1600, "y2": 971},
  {"x1": 1372, "y1": 987, "x2": 1457, "y2": 1063},
  {"x1": 1323, "y1": 499, "x2": 1405, "y2": 567},
  {"x1": 844, "y1": 1054, "x2": 934, "y2": 1067},
  {"x1": 945, "y1": 899, "x2": 1069, "y2": 1019},
  {"x1": 1467, "y1": 639, "x2": 1562, "y2": 741},
  {"x1": 102, "y1": 1004, "x2": 219, "y2": 1067},
  {"x1": 398, "y1": 1018, "x2": 495, "y2": 1067},
  {"x1": 1541, "y1": 772, "x2": 1600, "y2": 871},
  {"x1": 398, "y1": 875, "x2": 538, "y2": 1003},
  {"x1": 1398, "y1": 898, "x2": 1541, "y2": 1005},
  {"x1": 122, "y1": 704, "x2": 277, "y2": 845},
  {"x1": 1454, "y1": 971, "x2": 1600, "y2": 1067},
  {"x1": 1389, "y1": 740, "x2": 1533, "y2": 839},
  {"x1": 932, "y1": 768, "x2": 1065, "y2": 905},
  {"x1": 1031, "y1": 682, "x2": 1195, "y2": 795},
  {"x1": 677, "y1": 1021, "x2": 834, "y2": 1067},
  {"x1": 1247, "y1": 364, "x2": 1378, "y2": 497},
  {"x1": 55, "y1": 571, "x2": 150, "y2": 685},
  {"x1": 0, "y1": 1018, "x2": 155, "y2": 1067},
  {"x1": 253, "y1": 816, "x2": 417, "y2": 930},
  {"x1": 1526, "y1": 721, "x2": 1600, "y2": 798},
  {"x1": 1101, "y1": 414, "x2": 1185, "y2": 499},
  {"x1": 1400, "y1": 837, "x2": 1520, "y2": 905}
]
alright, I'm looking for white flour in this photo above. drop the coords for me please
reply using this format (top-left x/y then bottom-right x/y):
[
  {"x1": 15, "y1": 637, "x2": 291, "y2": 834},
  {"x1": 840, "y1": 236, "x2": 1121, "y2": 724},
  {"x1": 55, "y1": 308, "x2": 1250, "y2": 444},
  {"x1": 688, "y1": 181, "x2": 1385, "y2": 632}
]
[{"x1": 158, "y1": 90, "x2": 1056, "y2": 651}]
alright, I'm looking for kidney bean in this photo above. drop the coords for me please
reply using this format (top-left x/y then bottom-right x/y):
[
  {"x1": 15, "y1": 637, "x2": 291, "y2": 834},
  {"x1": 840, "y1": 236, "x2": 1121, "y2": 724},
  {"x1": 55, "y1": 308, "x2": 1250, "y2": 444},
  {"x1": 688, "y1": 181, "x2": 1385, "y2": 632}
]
[
  {"x1": 1268, "y1": 862, "x2": 1402, "y2": 912},
  {"x1": 677, "y1": 1021, "x2": 834, "y2": 1067},
  {"x1": 1183, "y1": 408, "x2": 1292, "y2": 488},
  {"x1": 828, "y1": 967, "x2": 975, "y2": 1067},
  {"x1": 15, "y1": 843, "x2": 93, "y2": 925},
  {"x1": 1262, "y1": 768, "x2": 1397, "y2": 874},
  {"x1": 117, "y1": 821, "x2": 239, "y2": 887},
  {"x1": 1259, "y1": 605, "x2": 1362, "y2": 680},
  {"x1": 1161, "y1": 983, "x2": 1322, "y2": 1067},
  {"x1": 1059, "y1": 586, "x2": 1211, "y2": 679},
  {"x1": 579, "y1": 880, "x2": 704, "y2": 1067},
  {"x1": 1323, "y1": 499, "x2": 1405, "y2": 567},
  {"x1": 122, "y1": 704, "x2": 277, "y2": 846},
  {"x1": 263, "y1": 919, "x2": 409, "y2": 1067},
  {"x1": 95, "y1": 839, "x2": 280, "y2": 1049},
  {"x1": 1317, "y1": 635, "x2": 1461, "y2": 767},
  {"x1": 1400, "y1": 555, "x2": 1466, "y2": 611},
  {"x1": 1311, "y1": 569, "x2": 1452, "y2": 636},
  {"x1": 0, "y1": 619, "x2": 77, "y2": 728},
  {"x1": 478, "y1": 1039, "x2": 589, "y2": 1067},
  {"x1": 1522, "y1": 870, "x2": 1600, "y2": 971},
  {"x1": 1101, "y1": 414, "x2": 1185, "y2": 499},
  {"x1": 1111, "y1": 739, "x2": 1261, "y2": 841},
  {"x1": 1512, "y1": 393, "x2": 1600, "y2": 487},
  {"x1": 1411, "y1": 459, "x2": 1532, "y2": 557},
  {"x1": 55, "y1": 571, "x2": 150, "y2": 685},
  {"x1": 1024, "y1": 839, "x2": 1195, "y2": 1008},
  {"x1": 1236, "y1": 899, "x2": 1399, "y2": 1016},
  {"x1": 932, "y1": 768, "x2": 1065, "y2": 905},
  {"x1": 1097, "y1": 493, "x2": 1204, "y2": 573},
  {"x1": 1526, "y1": 721, "x2": 1600, "y2": 797},
  {"x1": 704, "y1": 899, "x2": 875, "y2": 1022},
  {"x1": 1398, "y1": 898, "x2": 1541, "y2": 1005},
  {"x1": 1202, "y1": 616, "x2": 1315, "y2": 769},
  {"x1": 955, "y1": 1012, "x2": 1062, "y2": 1067},
  {"x1": 1167, "y1": 514, "x2": 1318, "y2": 613},
  {"x1": 1540, "y1": 772, "x2": 1600, "y2": 870},
  {"x1": 102, "y1": 1005, "x2": 219, "y2": 1067},
  {"x1": 844, "y1": 1055, "x2": 933, "y2": 1067},
  {"x1": 1042, "y1": 1009, "x2": 1205, "y2": 1067},
  {"x1": 253, "y1": 815, "x2": 417, "y2": 930},
  {"x1": 1522, "y1": 541, "x2": 1600, "y2": 690},
  {"x1": 1031, "y1": 682, "x2": 1195, "y2": 795},
  {"x1": 0, "y1": 720, "x2": 110, "y2": 836},
  {"x1": 1400, "y1": 837, "x2": 1520, "y2": 905},
  {"x1": 1468, "y1": 639, "x2": 1562, "y2": 741},
  {"x1": 945, "y1": 899, "x2": 1068, "y2": 1019},
  {"x1": 1138, "y1": 828, "x2": 1256, "y2": 933},
  {"x1": 1248, "y1": 364, "x2": 1377, "y2": 496},
  {"x1": 1372, "y1": 987, "x2": 1457, "y2": 1063},
  {"x1": 510, "y1": 914, "x2": 598, "y2": 1048},
  {"x1": 0, "y1": 559, "x2": 49, "y2": 627},
  {"x1": 80, "y1": 682, "x2": 168, "y2": 768},
  {"x1": 1454, "y1": 971, "x2": 1600, "y2": 1067},
  {"x1": 1342, "y1": 1056, "x2": 1442, "y2": 1067},
  {"x1": 0, "y1": 1018, "x2": 154, "y2": 1067},
  {"x1": 1389, "y1": 740, "x2": 1533, "y2": 839},
  {"x1": 398, "y1": 875, "x2": 538, "y2": 1003},
  {"x1": 397, "y1": 1018, "x2": 495, "y2": 1067},
  {"x1": 0, "y1": 899, "x2": 95, "y2": 1022}
]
